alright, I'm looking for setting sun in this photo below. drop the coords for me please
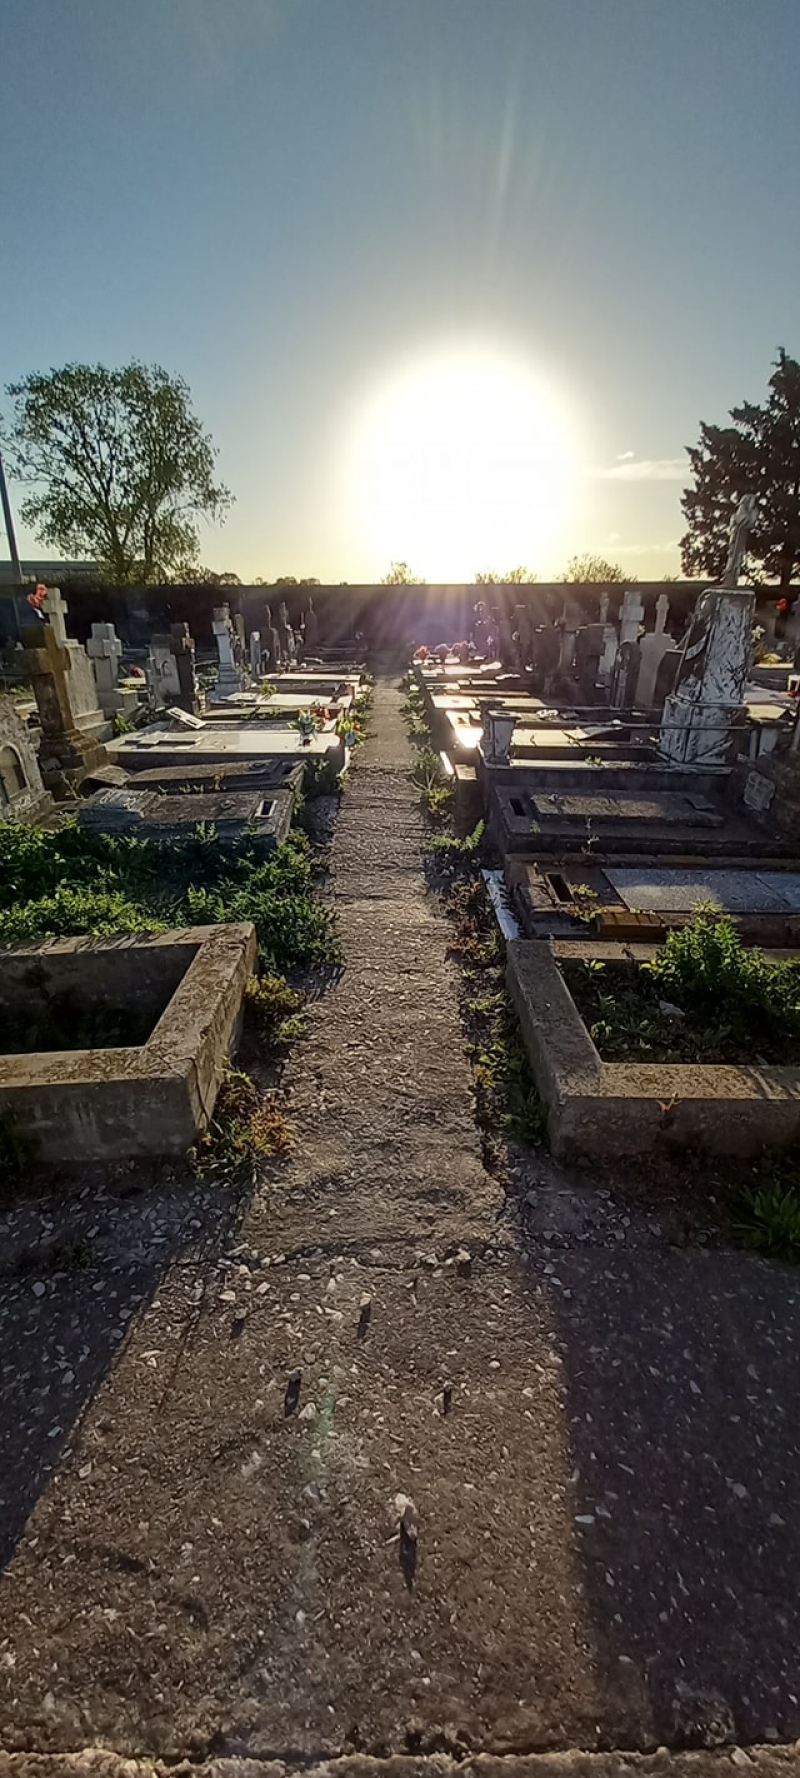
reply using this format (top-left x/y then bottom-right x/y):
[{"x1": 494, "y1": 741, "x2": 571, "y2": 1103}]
[{"x1": 347, "y1": 346, "x2": 577, "y2": 580}]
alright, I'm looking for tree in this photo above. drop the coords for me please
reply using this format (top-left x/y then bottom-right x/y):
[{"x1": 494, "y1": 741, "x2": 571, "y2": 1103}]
[
  {"x1": 559, "y1": 554, "x2": 627, "y2": 583},
  {"x1": 475, "y1": 566, "x2": 538, "y2": 583},
  {"x1": 680, "y1": 351, "x2": 800, "y2": 588},
  {"x1": 1, "y1": 361, "x2": 232, "y2": 584},
  {"x1": 381, "y1": 561, "x2": 424, "y2": 583}
]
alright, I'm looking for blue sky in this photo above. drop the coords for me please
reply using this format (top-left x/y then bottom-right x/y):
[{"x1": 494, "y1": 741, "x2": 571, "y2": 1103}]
[{"x1": 2, "y1": 0, "x2": 799, "y2": 581}]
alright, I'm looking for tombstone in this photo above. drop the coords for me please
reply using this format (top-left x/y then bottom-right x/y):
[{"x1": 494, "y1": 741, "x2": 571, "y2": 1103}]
[
  {"x1": 24, "y1": 589, "x2": 111, "y2": 787},
  {"x1": 512, "y1": 604, "x2": 533, "y2": 674},
  {"x1": 0, "y1": 694, "x2": 53, "y2": 823},
  {"x1": 262, "y1": 604, "x2": 281, "y2": 673},
  {"x1": 659, "y1": 587, "x2": 755, "y2": 765},
  {"x1": 304, "y1": 598, "x2": 320, "y2": 654},
  {"x1": 276, "y1": 601, "x2": 296, "y2": 664},
  {"x1": 598, "y1": 591, "x2": 610, "y2": 624},
  {"x1": 635, "y1": 593, "x2": 674, "y2": 707},
  {"x1": 169, "y1": 622, "x2": 200, "y2": 715},
  {"x1": 87, "y1": 622, "x2": 139, "y2": 720},
  {"x1": 147, "y1": 634, "x2": 182, "y2": 707},
  {"x1": 598, "y1": 624, "x2": 619, "y2": 686},
  {"x1": 652, "y1": 646, "x2": 682, "y2": 713},
  {"x1": 481, "y1": 707, "x2": 516, "y2": 764},
  {"x1": 211, "y1": 603, "x2": 247, "y2": 699},
  {"x1": 233, "y1": 611, "x2": 247, "y2": 666},
  {"x1": 574, "y1": 623, "x2": 606, "y2": 701},
  {"x1": 497, "y1": 608, "x2": 515, "y2": 671},
  {"x1": 250, "y1": 630, "x2": 262, "y2": 681},
  {"x1": 619, "y1": 588, "x2": 645, "y2": 647},
  {"x1": 531, "y1": 624, "x2": 561, "y2": 694},
  {"x1": 609, "y1": 638, "x2": 640, "y2": 709}
]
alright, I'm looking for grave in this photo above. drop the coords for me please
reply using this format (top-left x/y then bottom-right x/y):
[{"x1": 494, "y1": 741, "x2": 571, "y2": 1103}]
[
  {"x1": 0, "y1": 923, "x2": 256, "y2": 1162},
  {"x1": 109, "y1": 718, "x2": 346, "y2": 776},
  {"x1": 0, "y1": 694, "x2": 53, "y2": 824},
  {"x1": 78, "y1": 784, "x2": 294, "y2": 849},
  {"x1": 86, "y1": 622, "x2": 139, "y2": 720},
  {"x1": 660, "y1": 587, "x2": 755, "y2": 765},
  {"x1": 24, "y1": 588, "x2": 111, "y2": 789},
  {"x1": 115, "y1": 756, "x2": 305, "y2": 800},
  {"x1": 489, "y1": 776, "x2": 787, "y2": 858},
  {"x1": 508, "y1": 857, "x2": 800, "y2": 947},
  {"x1": 508, "y1": 935, "x2": 800, "y2": 1160}
]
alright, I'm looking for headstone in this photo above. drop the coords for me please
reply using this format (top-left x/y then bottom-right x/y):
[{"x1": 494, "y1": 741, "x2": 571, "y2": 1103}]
[
  {"x1": 598, "y1": 624, "x2": 619, "y2": 686},
  {"x1": 211, "y1": 604, "x2": 247, "y2": 700},
  {"x1": 574, "y1": 623, "x2": 605, "y2": 700},
  {"x1": 652, "y1": 646, "x2": 682, "y2": 712},
  {"x1": 619, "y1": 588, "x2": 645, "y2": 647},
  {"x1": 659, "y1": 587, "x2": 755, "y2": 765},
  {"x1": 262, "y1": 604, "x2": 281, "y2": 672},
  {"x1": 481, "y1": 708, "x2": 516, "y2": 764},
  {"x1": 744, "y1": 770, "x2": 776, "y2": 813},
  {"x1": 23, "y1": 589, "x2": 111, "y2": 787},
  {"x1": 169, "y1": 622, "x2": 200, "y2": 715},
  {"x1": 0, "y1": 694, "x2": 53, "y2": 823},
  {"x1": 723, "y1": 492, "x2": 759, "y2": 588},
  {"x1": 512, "y1": 604, "x2": 533, "y2": 674},
  {"x1": 609, "y1": 638, "x2": 640, "y2": 708},
  {"x1": 233, "y1": 611, "x2": 247, "y2": 668},
  {"x1": 304, "y1": 599, "x2": 320, "y2": 653},
  {"x1": 87, "y1": 621, "x2": 139, "y2": 719},
  {"x1": 250, "y1": 630, "x2": 262, "y2": 680},
  {"x1": 147, "y1": 634, "x2": 182, "y2": 706},
  {"x1": 635, "y1": 593, "x2": 674, "y2": 707},
  {"x1": 276, "y1": 602, "x2": 296, "y2": 664}
]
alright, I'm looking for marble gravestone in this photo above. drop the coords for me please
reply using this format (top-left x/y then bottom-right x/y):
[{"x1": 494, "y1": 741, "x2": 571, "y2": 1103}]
[
  {"x1": 0, "y1": 694, "x2": 53, "y2": 823},
  {"x1": 87, "y1": 622, "x2": 139, "y2": 720},
  {"x1": 147, "y1": 634, "x2": 182, "y2": 706},
  {"x1": 24, "y1": 588, "x2": 111, "y2": 787},
  {"x1": 635, "y1": 593, "x2": 674, "y2": 707},
  {"x1": 210, "y1": 604, "x2": 247, "y2": 700}
]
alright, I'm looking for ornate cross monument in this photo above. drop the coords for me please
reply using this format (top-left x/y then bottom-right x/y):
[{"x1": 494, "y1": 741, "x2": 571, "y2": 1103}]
[{"x1": 659, "y1": 496, "x2": 758, "y2": 766}]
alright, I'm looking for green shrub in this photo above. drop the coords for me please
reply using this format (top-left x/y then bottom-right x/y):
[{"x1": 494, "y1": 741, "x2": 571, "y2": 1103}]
[
  {"x1": 736, "y1": 1179, "x2": 800, "y2": 1261},
  {"x1": 425, "y1": 820, "x2": 485, "y2": 866}
]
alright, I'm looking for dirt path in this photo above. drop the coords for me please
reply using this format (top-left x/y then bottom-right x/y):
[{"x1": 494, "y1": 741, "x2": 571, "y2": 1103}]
[{"x1": 1, "y1": 682, "x2": 800, "y2": 1765}]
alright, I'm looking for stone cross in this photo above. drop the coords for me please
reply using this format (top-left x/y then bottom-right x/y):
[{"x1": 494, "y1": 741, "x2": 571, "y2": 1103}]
[
  {"x1": 43, "y1": 587, "x2": 69, "y2": 647},
  {"x1": 723, "y1": 493, "x2": 759, "y2": 589},
  {"x1": 619, "y1": 589, "x2": 645, "y2": 647}
]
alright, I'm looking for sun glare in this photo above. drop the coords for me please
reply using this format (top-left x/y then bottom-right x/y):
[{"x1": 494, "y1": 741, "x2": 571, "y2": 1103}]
[{"x1": 348, "y1": 346, "x2": 577, "y2": 580}]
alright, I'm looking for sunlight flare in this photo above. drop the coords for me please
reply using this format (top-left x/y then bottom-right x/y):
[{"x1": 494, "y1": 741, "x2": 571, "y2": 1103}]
[{"x1": 347, "y1": 346, "x2": 577, "y2": 580}]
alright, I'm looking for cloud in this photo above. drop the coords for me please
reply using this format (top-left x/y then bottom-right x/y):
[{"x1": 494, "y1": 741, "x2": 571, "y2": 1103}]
[
  {"x1": 590, "y1": 457, "x2": 686, "y2": 482},
  {"x1": 616, "y1": 450, "x2": 635, "y2": 462},
  {"x1": 611, "y1": 540, "x2": 680, "y2": 556}
]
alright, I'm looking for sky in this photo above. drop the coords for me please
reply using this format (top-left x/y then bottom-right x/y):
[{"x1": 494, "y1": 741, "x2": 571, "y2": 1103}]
[{"x1": 2, "y1": 0, "x2": 800, "y2": 584}]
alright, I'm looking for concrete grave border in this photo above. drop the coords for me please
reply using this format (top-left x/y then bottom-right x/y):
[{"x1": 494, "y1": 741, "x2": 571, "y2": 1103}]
[
  {"x1": 0, "y1": 923, "x2": 257, "y2": 1162},
  {"x1": 507, "y1": 936, "x2": 800, "y2": 1161}
]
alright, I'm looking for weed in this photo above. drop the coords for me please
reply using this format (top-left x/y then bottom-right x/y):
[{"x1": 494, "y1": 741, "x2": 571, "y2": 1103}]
[
  {"x1": 245, "y1": 973, "x2": 305, "y2": 1048},
  {"x1": 420, "y1": 783, "x2": 453, "y2": 820},
  {"x1": 192, "y1": 1067, "x2": 292, "y2": 1179},
  {"x1": 425, "y1": 820, "x2": 485, "y2": 866},
  {"x1": 736, "y1": 1176, "x2": 800, "y2": 1261},
  {"x1": 409, "y1": 746, "x2": 442, "y2": 789},
  {"x1": 304, "y1": 756, "x2": 341, "y2": 798}
]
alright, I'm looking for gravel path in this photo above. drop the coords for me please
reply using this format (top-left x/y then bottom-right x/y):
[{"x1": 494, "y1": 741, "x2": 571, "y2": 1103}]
[{"x1": 1, "y1": 681, "x2": 800, "y2": 1765}]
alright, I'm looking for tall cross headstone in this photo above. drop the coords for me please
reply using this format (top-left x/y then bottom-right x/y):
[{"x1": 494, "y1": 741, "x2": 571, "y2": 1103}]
[
  {"x1": 87, "y1": 621, "x2": 139, "y2": 719},
  {"x1": 211, "y1": 603, "x2": 246, "y2": 699},
  {"x1": 660, "y1": 493, "x2": 758, "y2": 763},
  {"x1": 24, "y1": 590, "x2": 110, "y2": 789},
  {"x1": 635, "y1": 593, "x2": 674, "y2": 708}
]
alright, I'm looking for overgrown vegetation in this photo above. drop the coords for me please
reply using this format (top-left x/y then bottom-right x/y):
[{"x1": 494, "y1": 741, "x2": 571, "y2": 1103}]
[
  {"x1": 191, "y1": 1066, "x2": 292, "y2": 1181},
  {"x1": 446, "y1": 877, "x2": 546, "y2": 1148},
  {"x1": 244, "y1": 972, "x2": 305, "y2": 1048},
  {"x1": 0, "y1": 820, "x2": 340, "y2": 973},
  {"x1": 565, "y1": 912, "x2": 800, "y2": 1066},
  {"x1": 425, "y1": 820, "x2": 485, "y2": 868}
]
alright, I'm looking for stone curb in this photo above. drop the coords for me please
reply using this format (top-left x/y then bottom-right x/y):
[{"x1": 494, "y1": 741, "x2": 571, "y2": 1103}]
[{"x1": 1, "y1": 1748, "x2": 800, "y2": 1778}]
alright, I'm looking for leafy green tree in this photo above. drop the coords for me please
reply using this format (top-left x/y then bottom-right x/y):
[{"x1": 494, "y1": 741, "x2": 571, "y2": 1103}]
[
  {"x1": 475, "y1": 566, "x2": 538, "y2": 583},
  {"x1": 1, "y1": 361, "x2": 232, "y2": 583},
  {"x1": 681, "y1": 349, "x2": 800, "y2": 588},
  {"x1": 381, "y1": 561, "x2": 424, "y2": 583},
  {"x1": 559, "y1": 554, "x2": 627, "y2": 583}
]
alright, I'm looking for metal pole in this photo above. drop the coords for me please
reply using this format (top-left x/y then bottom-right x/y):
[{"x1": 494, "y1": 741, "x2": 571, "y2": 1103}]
[{"x1": 0, "y1": 451, "x2": 23, "y2": 585}]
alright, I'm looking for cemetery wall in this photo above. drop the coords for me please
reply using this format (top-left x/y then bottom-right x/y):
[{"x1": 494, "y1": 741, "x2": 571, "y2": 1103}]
[{"x1": 6, "y1": 580, "x2": 710, "y2": 652}]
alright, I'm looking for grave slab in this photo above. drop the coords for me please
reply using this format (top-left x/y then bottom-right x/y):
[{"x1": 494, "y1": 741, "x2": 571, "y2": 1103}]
[{"x1": 78, "y1": 785, "x2": 294, "y2": 849}]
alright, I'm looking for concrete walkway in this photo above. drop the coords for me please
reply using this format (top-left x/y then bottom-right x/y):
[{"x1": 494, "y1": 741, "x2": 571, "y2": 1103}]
[{"x1": 1, "y1": 682, "x2": 800, "y2": 1766}]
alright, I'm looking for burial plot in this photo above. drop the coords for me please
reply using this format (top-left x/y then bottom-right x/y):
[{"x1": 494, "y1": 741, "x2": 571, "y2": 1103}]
[
  {"x1": 0, "y1": 923, "x2": 256, "y2": 1162},
  {"x1": 78, "y1": 785, "x2": 294, "y2": 849}
]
